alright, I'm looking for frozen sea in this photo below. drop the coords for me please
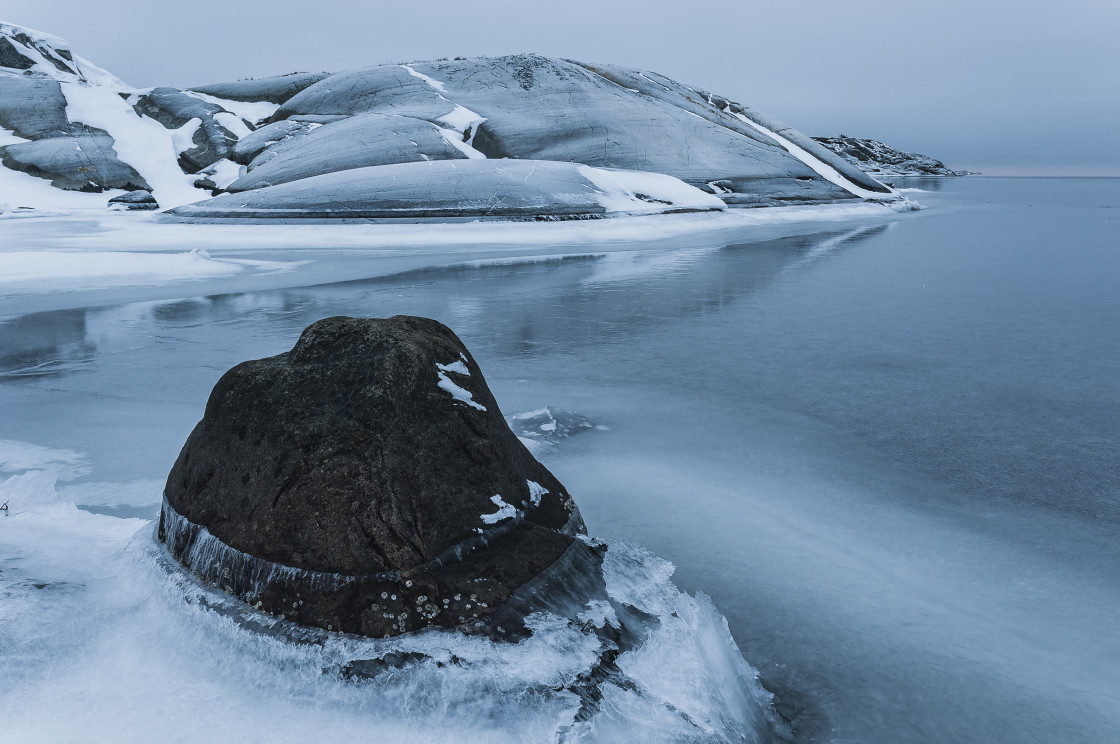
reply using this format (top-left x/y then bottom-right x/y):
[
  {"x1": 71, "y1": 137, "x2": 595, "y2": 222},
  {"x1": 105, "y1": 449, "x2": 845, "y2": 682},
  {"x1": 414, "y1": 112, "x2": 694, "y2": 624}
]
[{"x1": 1, "y1": 177, "x2": 1118, "y2": 742}]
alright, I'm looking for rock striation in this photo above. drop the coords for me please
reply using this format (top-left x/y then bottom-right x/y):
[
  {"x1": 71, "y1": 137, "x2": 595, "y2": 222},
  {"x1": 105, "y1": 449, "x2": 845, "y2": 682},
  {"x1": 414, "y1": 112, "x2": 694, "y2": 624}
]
[{"x1": 159, "y1": 315, "x2": 602, "y2": 638}]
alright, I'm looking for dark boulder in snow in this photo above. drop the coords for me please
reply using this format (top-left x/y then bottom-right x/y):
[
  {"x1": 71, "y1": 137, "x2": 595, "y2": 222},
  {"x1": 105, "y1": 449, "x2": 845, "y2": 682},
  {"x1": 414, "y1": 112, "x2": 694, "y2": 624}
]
[
  {"x1": 167, "y1": 159, "x2": 725, "y2": 221},
  {"x1": 132, "y1": 87, "x2": 243, "y2": 172},
  {"x1": 160, "y1": 315, "x2": 595, "y2": 638},
  {"x1": 189, "y1": 72, "x2": 330, "y2": 105},
  {"x1": 228, "y1": 112, "x2": 468, "y2": 191},
  {"x1": 0, "y1": 130, "x2": 149, "y2": 192},
  {"x1": 108, "y1": 189, "x2": 159, "y2": 210}
]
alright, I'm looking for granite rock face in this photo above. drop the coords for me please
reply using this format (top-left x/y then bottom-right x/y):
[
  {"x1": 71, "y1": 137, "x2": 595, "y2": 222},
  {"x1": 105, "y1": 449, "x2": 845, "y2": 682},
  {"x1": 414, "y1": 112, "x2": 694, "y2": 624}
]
[
  {"x1": 189, "y1": 72, "x2": 331, "y2": 105},
  {"x1": 167, "y1": 159, "x2": 725, "y2": 220},
  {"x1": 0, "y1": 129, "x2": 149, "y2": 192},
  {"x1": 108, "y1": 189, "x2": 159, "y2": 210},
  {"x1": 2, "y1": 20, "x2": 901, "y2": 212},
  {"x1": 160, "y1": 316, "x2": 598, "y2": 638},
  {"x1": 261, "y1": 54, "x2": 886, "y2": 204},
  {"x1": 813, "y1": 135, "x2": 974, "y2": 177},
  {"x1": 0, "y1": 73, "x2": 71, "y2": 138},
  {"x1": 228, "y1": 112, "x2": 467, "y2": 191}
]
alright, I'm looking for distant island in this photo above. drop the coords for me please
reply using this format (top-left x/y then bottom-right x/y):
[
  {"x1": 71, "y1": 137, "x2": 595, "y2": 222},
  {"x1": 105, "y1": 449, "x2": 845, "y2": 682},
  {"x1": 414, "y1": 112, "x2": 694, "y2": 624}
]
[
  {"x1": 813, "y1": 135, "x2": 976, "y2": 177},
  {"x1": 1, "y1": 21, "x2": 911, "y2": 220}
]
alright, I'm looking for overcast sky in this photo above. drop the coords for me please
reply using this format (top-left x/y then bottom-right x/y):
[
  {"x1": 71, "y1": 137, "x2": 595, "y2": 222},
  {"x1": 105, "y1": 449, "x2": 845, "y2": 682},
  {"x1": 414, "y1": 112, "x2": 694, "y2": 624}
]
[{"x1": 9, "y1": 0, "x2": 1119, "y2": 175}]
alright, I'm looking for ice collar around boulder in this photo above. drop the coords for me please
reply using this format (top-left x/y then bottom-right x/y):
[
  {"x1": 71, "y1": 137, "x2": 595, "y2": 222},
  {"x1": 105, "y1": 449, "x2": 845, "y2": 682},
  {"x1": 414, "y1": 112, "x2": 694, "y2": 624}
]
[{"x1": 159, "y1": 316, "x2": 598, "y2": 638}]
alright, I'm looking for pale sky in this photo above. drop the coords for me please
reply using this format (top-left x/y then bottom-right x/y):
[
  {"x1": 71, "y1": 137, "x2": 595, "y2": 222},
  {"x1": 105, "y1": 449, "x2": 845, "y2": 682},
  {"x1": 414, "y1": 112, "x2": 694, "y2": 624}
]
[{"x1": 8, "y1": 0, "x2": 1119, "y2": 175}]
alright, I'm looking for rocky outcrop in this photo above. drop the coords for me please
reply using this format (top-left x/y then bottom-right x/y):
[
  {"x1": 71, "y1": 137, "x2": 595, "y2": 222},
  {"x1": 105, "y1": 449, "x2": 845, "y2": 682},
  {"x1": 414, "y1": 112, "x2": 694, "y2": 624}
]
[
  {"x1": 227, "y1": 112, "x2": 467, "y2": 191},
  {"x1": 0, "y1": 129, "x2": 149, "y2": 192},
  {"x1": 159, "y1": 316, "x2": 601, "y2": 638},
  {"x1": 263, "y1": 54, "x2": 884, "y2": 205},
  {"x1": 0, "y1": 74, "x2": 71, "y2": 139},
  {"x1": 189, "y1": 72, "x2": 330, "y2": 105},
  {"x1": 108, "y1": 189, "x2": 159, "y2": 210},
  {"x1": 2, "y1": 20, "x2": 905, "y2": 212},
  {"x1": 812, "y1": 135, "x2": 974, "y2": 177},
  {"x1": 166, "y1": 159, "x2": 725, "y2": 220}
]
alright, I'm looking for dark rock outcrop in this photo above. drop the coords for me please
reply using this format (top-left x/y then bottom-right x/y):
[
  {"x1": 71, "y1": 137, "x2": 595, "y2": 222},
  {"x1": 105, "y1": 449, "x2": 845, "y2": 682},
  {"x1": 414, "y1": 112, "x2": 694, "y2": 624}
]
[
  {"x1": 108, "y1": 190, "x2": 159, "y2": 210},
  {"x1": 160, "y1": 316, "x2": 598, "y2": 638},
  {"x1": 812, "y1": 135, "x2": 975, "y2": 177}
]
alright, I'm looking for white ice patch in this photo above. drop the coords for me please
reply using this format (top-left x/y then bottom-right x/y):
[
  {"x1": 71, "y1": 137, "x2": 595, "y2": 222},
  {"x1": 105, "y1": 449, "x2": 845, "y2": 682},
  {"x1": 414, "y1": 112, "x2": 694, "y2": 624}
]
[
  {"x1": 576, "y1": 599, "x2": 618, "y2": 629},
  {"x1": 171, "y1": 117, "x2": 202, "y2": 154},
  {"x1": 480, "y1": 494, "x2": 518, "y2": 524},
  {"x1": 213, "y1": 112, "x2": 253, "y2": 140},
  {"x1": 438, "y1": 128, "x2": 486, "y2": 160},
  {"x1": 0, "y1": 123, "x2": 29, "y2": 147},
  {"x1": 60, "y1": 82, "x2": 210, "y2": 208},
  {"x1": 577, "y1": 165, "x2": 726, "y2": 215},
  {"x1": 0, "y1": 154, "x2": 127, "y2": 213},
  {"x1": 435, "y1": 360, "x2": 486, "y2": 410},
  {"x1": 527, "y1": 480, "x2": 548, "y2": 506},
  {"x1": 399, "y1": 64, "x2": 448, "y2": 93},
  {"x1": 0, "y1": 439, "x2": 90, "y2": 480},
  {"x1": 0, "y1": 250, "x2": 305, "y2": 295},
  {"x1": 202, "y1": 158, "x2": 245, "y2": 190},
  {"x1": 185, "y1": 91, "x2": 280, "y2": 125},
  {"x1": 438, "y1": 105, "x2": 485, "y2": 135}
]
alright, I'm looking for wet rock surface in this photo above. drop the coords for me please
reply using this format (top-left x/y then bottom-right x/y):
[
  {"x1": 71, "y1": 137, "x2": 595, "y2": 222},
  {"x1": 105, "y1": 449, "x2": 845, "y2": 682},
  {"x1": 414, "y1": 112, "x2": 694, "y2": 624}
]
[{"x1": 160, "y1": 315, "x2": 598, "y2": 638}]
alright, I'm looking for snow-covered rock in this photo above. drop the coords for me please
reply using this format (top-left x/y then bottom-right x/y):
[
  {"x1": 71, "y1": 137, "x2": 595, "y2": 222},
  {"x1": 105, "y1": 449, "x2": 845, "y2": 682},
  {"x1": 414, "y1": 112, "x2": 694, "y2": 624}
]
[
  {"x1": 228, "y1": 112, "x2": 468, "y2": 191},
  {"x1": 188, "y1": 72, "x2": 329, "y2": 105},
  {"x1": 167, "y1": 159, "x2": 727, "y2": 220},
  {"x1": 0, "y1": 21, "x2": 904, "y2": 216},
  {"x1": 813, "y1": 135, "x2": 976, "y2": 177}
]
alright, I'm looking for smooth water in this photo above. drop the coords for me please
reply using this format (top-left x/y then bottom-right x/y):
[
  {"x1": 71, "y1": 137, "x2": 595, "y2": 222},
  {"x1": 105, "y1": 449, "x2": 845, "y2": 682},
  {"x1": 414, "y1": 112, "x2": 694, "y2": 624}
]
[{"x1": 1, "y1": 178, "x2": 1118, "y2": 742}]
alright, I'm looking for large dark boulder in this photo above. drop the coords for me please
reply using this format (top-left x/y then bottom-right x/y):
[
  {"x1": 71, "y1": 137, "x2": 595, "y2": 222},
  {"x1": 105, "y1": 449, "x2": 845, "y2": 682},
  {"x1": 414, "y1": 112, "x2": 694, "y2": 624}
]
[{"x1": 159, "y1": 316, "x2": 595, "y2": 638}]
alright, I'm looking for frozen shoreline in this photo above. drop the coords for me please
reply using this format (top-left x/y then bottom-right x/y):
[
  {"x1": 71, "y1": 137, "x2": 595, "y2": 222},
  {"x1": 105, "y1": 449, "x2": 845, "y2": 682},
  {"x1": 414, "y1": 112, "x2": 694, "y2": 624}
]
[{"x1": 0, "y1": 200, "x2": 915, "y2": 318}]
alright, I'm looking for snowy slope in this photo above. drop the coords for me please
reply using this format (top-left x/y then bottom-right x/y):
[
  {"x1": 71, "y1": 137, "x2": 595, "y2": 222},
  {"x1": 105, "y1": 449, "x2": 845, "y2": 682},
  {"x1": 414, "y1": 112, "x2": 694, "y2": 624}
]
[{"x1": 1, "y1": 22, "x2": 906, "y2": 218}]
